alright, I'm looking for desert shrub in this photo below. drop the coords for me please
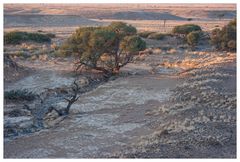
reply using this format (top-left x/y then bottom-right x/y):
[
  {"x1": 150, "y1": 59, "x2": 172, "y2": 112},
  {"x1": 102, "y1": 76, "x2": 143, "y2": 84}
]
[
  {"x1": 107, "y1": 21, "x2": 137, "y2": 36},
  {"x1": 4, "y1": 31, "x2": 51, "y2": 44},
  {"x1": 15, "y1": 51, "x2": 30, "y2": 58},
  {"x1": 227, "y1": 40, "x2": 236, "y2": 51},
  {"x1": 186, "y1": 31, "x2": 201, "y2": 47},
  {"x1": 120, "y1": 36, "x2": 146, "y2": 52},
  {"x1": 210, "y1": 28, "x2": 222, "y2": 48},
  {"x1": 60, "y1": 22, "x2": 146, "y2": 74},
  {"x1": 138, "y1": 31, "x2": 154, "y2": 38},
  {"x1": 4, "y1": 89, "x2": 36, "y2": 101},
  {"x1": 45, "y1": 33, "x2": 56, "y2": 38},
  {"x1": 147, "y1": 33, "x2": 172, "y2": 40},
  {"x1": 228, "y1": 18, "x2": 236, "y2": 26},
  {"x1": 172, "y1": 24, "x2": 202, "y2": 35},
  {"x1": 210, "y1": 18, "x2": 236, "y2": 51}
]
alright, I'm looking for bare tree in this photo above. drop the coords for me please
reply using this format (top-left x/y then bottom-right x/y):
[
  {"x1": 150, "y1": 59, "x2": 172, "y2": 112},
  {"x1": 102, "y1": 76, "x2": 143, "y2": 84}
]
[
  {"x1": 50, "y1": 80, "x2": 81, "y2": 116},
  {"x1": 63, "y1": 80, "x2": 81, "y2": 115}
]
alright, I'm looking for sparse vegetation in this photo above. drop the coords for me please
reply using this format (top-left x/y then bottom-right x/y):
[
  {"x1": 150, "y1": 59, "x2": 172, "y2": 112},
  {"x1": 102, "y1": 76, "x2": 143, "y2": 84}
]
[
  {"x1": 4, "y1": 31, "x2": 52, "y2": 44},
  {"x1": 60, "y1": 22, "x2": 146, "y2": 75},
  {"x1": 147, "y1": 32, "x2": 172, "y2": 40},
  {"x1": 45, "y1": 33, "x2": 56, "y2": 38},
  {"x1": 172, "y1": 24, "x2": 202, "y2": 35},
  {"x1": 138, "y1": 31, "x2": 154, "y2": 38},
  {"x1": 138, "y1": 31, "x2": 172, "y2": 40},
  {"x1": 4, "y1": 89, "x2": 36, "y2": 101},
  {"x1": 210, "y1": 18, "x2": 236, "y2": 51}
]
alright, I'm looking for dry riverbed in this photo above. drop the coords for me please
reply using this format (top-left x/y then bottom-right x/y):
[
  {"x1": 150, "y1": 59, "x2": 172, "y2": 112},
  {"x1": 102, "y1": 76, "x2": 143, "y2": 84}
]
[{"x1": 4, "y1": 45, "x2": 236, "y2": 158}]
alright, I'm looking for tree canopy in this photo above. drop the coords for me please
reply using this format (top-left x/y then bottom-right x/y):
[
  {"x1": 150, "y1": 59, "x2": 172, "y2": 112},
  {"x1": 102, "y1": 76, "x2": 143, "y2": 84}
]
[{"x1": 60, "y1": 22, "x2": 146, "y2": 74}]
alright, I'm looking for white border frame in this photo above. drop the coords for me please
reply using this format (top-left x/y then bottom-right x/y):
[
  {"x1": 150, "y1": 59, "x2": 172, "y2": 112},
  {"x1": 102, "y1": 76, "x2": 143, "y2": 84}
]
[{"x1": 0, "y1": 0, "x2": 239, "y2": 161}]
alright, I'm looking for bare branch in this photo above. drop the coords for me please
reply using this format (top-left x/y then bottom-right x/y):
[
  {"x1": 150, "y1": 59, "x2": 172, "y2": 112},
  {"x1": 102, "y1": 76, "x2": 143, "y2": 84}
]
[
  {"x1": 49, "y1": 106, "x2": 62, "y2": 116},
  {"x1": 119, "y1": 54, "x2": 133, "y2": 68},
  {"x1": 64, "y1": 97, "x2": 71, "y2": 102},
  {"x1": 61, "y1": 80, "x2": 82, "y2": 115},
  {"x1": 76, "y1": 95, "x2": 81, "y2": 100}
]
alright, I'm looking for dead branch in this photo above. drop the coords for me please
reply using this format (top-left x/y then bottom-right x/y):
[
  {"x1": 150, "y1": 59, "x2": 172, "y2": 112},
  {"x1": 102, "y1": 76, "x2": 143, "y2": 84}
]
[{"x1": 62, "y1": 80, "x2": 81, "y2": 115}]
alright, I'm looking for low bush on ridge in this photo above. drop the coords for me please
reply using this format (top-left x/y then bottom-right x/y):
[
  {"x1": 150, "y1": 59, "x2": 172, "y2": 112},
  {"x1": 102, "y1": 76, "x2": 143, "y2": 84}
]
[
  {"x1": 4, "y1": 31, "x2": 52, "y2": 44},
  {"x1": 147, "y1": 33, "x2": 172, "y2": 40},
  {"x1": 138, "y1": 31, "x2": 155, "y2": 38},
  {"x1": 172, "y1": 24, "x2": 202, "y2": 35},
  {"x1": 4, "y1": 89, "x2": 36, "y2": 101}
]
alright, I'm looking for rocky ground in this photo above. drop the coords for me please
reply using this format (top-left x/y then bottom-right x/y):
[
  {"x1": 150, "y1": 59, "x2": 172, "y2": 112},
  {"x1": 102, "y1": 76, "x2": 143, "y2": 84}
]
[
  {"x1": 4, "y1": 40, "x2": 236, "y2": 158},
  {"x1": 116, "y1": 62, "x2": 236, "y2": 158},
  {"x1": 3, "y1": 3, "x2": 236, "y2": 158}
]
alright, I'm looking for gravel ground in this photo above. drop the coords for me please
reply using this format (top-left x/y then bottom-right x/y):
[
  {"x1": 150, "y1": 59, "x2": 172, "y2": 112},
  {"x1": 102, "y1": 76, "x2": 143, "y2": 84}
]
[
  {"x1": 116, "y1": 61, "x2": 236, "y2": 158},
  {"x1": 4, "y1": 42, "x2": 236, "y2": 158}
]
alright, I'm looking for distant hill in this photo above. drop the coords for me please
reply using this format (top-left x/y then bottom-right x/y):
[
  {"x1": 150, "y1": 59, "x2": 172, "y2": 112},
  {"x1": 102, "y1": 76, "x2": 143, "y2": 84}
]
[
  {"x1": 207, "y1": 10, "x2": 236, "y2": 19},
  {"x1": 99, "y1": 11, "x2": 186, "y2": 20},
  {"x1": 4, "y1": 15, "x2": 103, "y2": 28}
]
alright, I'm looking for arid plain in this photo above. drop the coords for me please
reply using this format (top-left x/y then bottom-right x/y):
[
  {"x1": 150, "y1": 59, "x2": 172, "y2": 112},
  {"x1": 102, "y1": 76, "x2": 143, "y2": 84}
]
[{"x1": 4, "y1": 4, "x2": 236, "y2": 158}]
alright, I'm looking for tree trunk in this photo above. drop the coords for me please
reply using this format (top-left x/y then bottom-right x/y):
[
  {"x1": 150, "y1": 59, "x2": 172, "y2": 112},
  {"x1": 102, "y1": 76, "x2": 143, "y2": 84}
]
[{"x1": 113, "y1": 66, "x2": 120, "y2": 74}]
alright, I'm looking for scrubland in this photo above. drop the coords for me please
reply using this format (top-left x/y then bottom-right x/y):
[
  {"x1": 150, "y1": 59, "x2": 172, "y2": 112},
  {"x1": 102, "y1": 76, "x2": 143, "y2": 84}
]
[{"x1": 3, "y1": 4, "x2": 236, "y2": 158}]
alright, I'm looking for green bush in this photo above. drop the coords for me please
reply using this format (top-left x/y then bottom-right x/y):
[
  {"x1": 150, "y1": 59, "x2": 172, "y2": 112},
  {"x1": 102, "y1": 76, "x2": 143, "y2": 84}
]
[
  {"x1": 228, "y1": 18, "x2": 236, "y2": 26},
  {"x1": 60, "y1": 22, "x2": 146, "y2": 74},
  {"x1": 210, "y1": 18, "x2": 236, "y2": 51},
  {"x1": 107, "y1": 21, "x2": 137, "y2": 37},
  {"x1": 120, "y1": 36, "x2": 146, "y2": 52},
  {"x1": 138, "y1": 31, "x2": 154, "y2": 38},
  {"x1": 4, "y1": 89, "x2": 36, "y2": 101},
  {"x1": 186, "y1": 31, "x2": 201, "y2": 47},
  {"x1": 4, "y1": 31, "x2": 51, "y2": 44},
  {"x1": 227, "y1": 40, "x2": 236, "y2": 51},
  {"x1": 147, "y1": 33, "x2": 171, "y2": 40},
  {"x1": 45, "y1": 33, "x2": 56, "y2": 38},
  {"x1": 172, "y1": 24, "x2": 202, "y2": 35}
]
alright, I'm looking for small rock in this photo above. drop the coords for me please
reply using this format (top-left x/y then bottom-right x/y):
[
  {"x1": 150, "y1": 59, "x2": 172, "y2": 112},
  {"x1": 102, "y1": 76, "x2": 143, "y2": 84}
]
[
  {"x1": 78, "y1": 77, "x2": 89, "y2": 86},
  {"x1": 191, "y1": 96, "x2": 197, "y2": 100},
  {"x1": 43, "y1": 109, "x2": 60, "y2": 128}
]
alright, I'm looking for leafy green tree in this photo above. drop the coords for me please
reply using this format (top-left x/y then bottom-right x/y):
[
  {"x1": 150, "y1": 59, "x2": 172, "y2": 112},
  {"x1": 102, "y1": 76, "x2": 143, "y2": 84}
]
[{"x1": 61, "y1": 22, "x2": 146, "y2": 74}]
